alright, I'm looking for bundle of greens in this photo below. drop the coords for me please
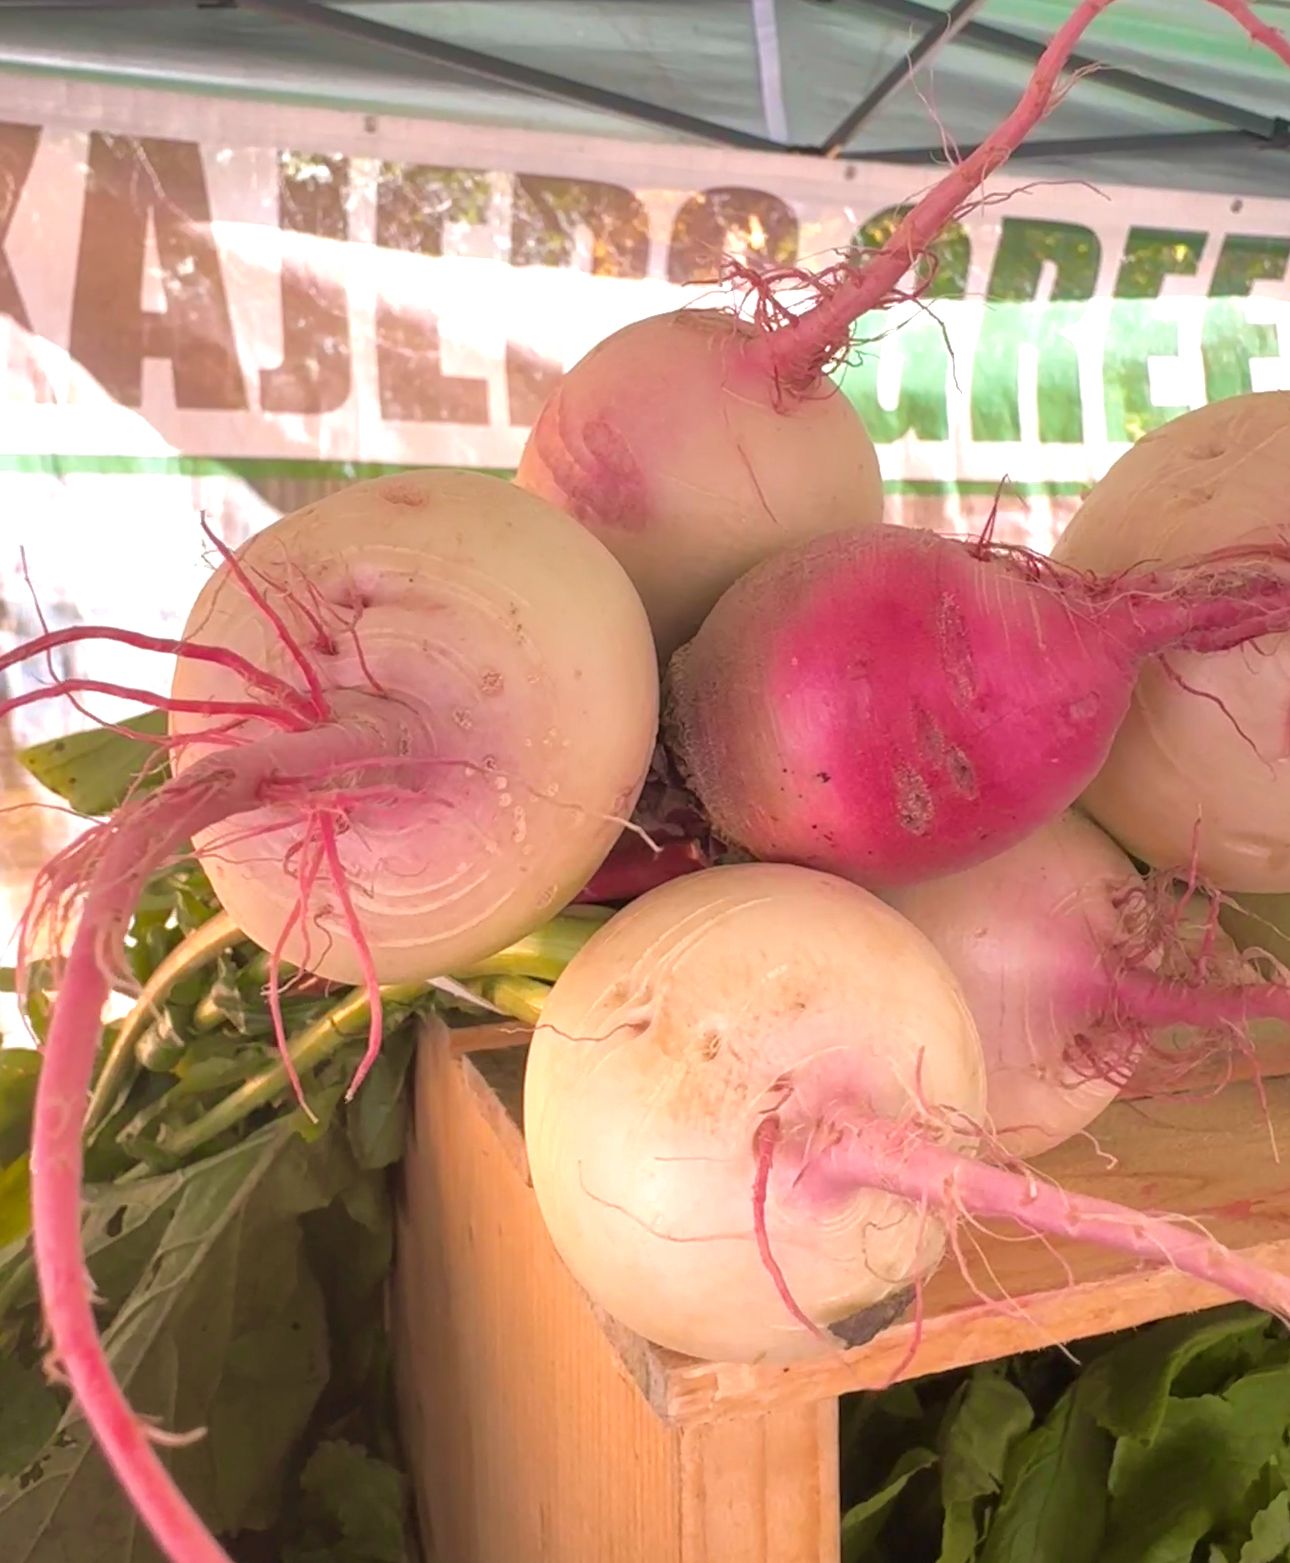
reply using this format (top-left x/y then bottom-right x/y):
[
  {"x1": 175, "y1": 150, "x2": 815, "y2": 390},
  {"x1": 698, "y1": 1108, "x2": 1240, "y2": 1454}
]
[
  {"x1": 839, "y1": 1305, "x2": 1290, "y2": 1563},
  {"x1": 0, "y1": 838, "x2": 428, "y2": 1560}
]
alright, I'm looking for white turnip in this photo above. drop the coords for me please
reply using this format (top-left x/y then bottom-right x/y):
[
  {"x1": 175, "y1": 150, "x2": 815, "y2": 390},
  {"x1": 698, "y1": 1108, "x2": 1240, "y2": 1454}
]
[
  {"x1": 1052, "y1": 391, "x2": 1290, "y2": 891},
  {"x1": 525, "y1": 863, "x2": 1290, "y2": 1365},
  {"x1": 885, "y1": 811, "x2": 1290, "y2": 1157}
]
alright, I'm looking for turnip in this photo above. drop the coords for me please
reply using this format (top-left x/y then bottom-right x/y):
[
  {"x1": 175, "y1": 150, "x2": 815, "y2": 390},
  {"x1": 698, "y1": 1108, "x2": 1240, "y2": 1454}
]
[
  {"x1": 516, "y1": 2, "x2": 1290, "y2": 660},
  {"x1": 9, "y1": 469, "x2": 658, "y2": 1563},
  {"x1": 665, "y1": 524, "x2": 1290, "y2": 888},
  {"x1": 885, "y1": 811, "x2": 1290, "y2": 1157},
  {"x1": 1051, "y1": 391, "x2": 1290, "y2": 892},
  {"x1": 515, "y1": 308, "x2": 883, "y2": 661},
  {"x1": 525, "y1": 863, "x2": 1290, "y2": 1365}
]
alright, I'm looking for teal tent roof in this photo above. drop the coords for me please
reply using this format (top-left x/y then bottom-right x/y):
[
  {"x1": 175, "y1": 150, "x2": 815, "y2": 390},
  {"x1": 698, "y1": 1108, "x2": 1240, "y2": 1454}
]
[{"x1": 1, "y1": 0, "x2": 1287, "y2": 193}]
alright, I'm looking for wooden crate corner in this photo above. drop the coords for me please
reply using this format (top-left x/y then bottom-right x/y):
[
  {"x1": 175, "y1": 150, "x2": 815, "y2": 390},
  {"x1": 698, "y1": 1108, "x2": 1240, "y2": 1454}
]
[{"x1": 391, "y1": 1018, "x2": 1290, "y2": 1563}]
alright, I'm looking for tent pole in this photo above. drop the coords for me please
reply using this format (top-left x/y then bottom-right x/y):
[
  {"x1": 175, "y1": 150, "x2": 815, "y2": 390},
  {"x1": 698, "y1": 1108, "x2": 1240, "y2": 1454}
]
[
  {"x1": 819, "y1": 0, "x2": 991, "y2": 157},
  {"x1": 847, "y1": 0, "x2": 1273, "y2": 138},
  {"x1": 233, "y1": 0, "x2": 785, "y2": 151},
  {"x1": 750, "y1": 0, "x2": 790, "y2": 145}
]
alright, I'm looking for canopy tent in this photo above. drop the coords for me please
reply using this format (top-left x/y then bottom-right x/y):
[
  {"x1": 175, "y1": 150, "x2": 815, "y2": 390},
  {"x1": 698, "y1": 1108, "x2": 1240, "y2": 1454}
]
[{"x1": 1, "y1": 0, "x2": 1287, "y2": 196}]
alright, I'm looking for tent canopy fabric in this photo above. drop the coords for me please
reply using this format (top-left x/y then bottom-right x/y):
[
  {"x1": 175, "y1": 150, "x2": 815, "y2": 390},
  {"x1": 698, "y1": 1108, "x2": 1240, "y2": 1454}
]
[{"x1": 1, "y1": 0, "x2": 1287, "y2": 193}]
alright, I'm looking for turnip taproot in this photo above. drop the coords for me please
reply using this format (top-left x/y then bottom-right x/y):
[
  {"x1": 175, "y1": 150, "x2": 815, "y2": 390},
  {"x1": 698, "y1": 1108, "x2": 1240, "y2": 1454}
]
[
  {"x1": 1052, "y1": 392, "x2": 1290, "y2": 891},
  {"x1": 517, "y1": 1, "x2": 1290, "y2": 660},
  {"x1": 885, "y1": 811, "x2": 1290, "y2": 1157},
  {"x1": 11, "y1": 470, "x2": 658, "y2": 1563},
  {"x1": 665, "y1": 525, "x2": 1290, "y2": 888},
  {"x1": 525, "y1": 863, "x2": 1290, "y2": 1365}
]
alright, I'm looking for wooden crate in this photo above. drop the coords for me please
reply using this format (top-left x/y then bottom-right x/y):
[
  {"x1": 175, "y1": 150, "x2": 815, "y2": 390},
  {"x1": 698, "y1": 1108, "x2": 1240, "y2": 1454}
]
[{"x1": 391, "y1": 1018, "x2": 1290, "y2": 1563}]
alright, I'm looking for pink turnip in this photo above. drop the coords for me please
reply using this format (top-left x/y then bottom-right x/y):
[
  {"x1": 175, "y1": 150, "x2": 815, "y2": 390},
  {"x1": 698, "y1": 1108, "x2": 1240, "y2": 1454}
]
[{"x1": 665, "y1": 525, "x2": 1290, "y2": 888}]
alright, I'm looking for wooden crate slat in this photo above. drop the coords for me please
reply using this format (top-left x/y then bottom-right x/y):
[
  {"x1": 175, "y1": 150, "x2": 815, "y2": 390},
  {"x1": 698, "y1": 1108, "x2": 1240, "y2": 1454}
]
[
  {"x1": 449, "y1": 1023, "x2": 1290, "y2": 1427},
  {"x1": 393, "y1": 1018, "x2": 841, "y2": 1563}
]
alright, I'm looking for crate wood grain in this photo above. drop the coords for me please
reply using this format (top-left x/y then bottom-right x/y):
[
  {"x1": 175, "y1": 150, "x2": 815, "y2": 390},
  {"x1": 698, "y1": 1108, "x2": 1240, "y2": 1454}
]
[{"x1": 391, "y1": 1019, "x2": 1290, "y2": 1563}]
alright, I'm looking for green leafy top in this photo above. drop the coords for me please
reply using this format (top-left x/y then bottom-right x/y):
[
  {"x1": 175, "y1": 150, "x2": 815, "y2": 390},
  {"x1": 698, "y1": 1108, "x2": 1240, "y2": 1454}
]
[
  {"x1": 0, "y1": 804, "x2": 427, "y2": 1560},
  {"x1": 839, "y1": 1306, "x2": 1290, "y2": 1563}
]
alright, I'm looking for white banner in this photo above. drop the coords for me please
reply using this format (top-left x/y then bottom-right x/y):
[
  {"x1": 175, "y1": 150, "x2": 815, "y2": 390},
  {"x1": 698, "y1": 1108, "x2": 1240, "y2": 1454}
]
[{"x1": 0, "y1": 70, "x2": 1288, "y2": 755}]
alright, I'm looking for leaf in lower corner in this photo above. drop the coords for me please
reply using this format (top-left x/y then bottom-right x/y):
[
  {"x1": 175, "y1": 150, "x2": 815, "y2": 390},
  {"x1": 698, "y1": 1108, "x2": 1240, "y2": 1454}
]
[
  {"x1": 0, "y1": 1120, "x2": 359, "y2": 1555},
  {"x1": 1238, "y1": 1490, "x2": 1290, "y2": 1563},
  {"x1": 0, "y1": 1051, "x2": 40, "y2": 1169},
  {"x1": 281, "y1": 1439, "x2": 410, "y2": 1563},
  {"x1": 978, "y1": 1384, "x2": 1112, "y2": 1563},
  {"x1": 300, "y1": 1172, "x2": 394, "y2": 1423},
  {"x1": 1101, "y1": 1371, "x2": 1290, "y2": 1563},
  {"x1": 344, "y1": 1027, "x2": 415, "y2": 1173},
  {"x1": 841, "y1": 1447, "x2": 937, "y2": 1563},
  {"x1": 0, "y1": 1157, "x2": 31, "y2": 1249},
  {"x1": 0, "y1": 1355, "x2": 61, "y2": 1481},
  {"x1": 1082, "y1": 1307, "x2": 1270, "y2": 1445}
]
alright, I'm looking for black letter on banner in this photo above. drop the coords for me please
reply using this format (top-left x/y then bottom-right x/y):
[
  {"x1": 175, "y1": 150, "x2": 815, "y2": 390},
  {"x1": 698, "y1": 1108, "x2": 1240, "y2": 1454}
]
[
  {"x1": 69, "y1": 133, "x2": 245, "y2": 409},
  {"x1": 0, "y1": 123, "x2": 39, "y2": 328},
  {"x1": 507, "y1": 175, "x2": 652, "y2": 424},
  {"x1": 667, "y1": 187, "x2": 797, "y2": 284}
]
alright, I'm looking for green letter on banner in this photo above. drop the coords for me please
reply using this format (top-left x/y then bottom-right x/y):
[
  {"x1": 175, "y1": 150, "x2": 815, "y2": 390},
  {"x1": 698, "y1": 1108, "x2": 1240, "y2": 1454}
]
[
  {"x1": 1104, "y1": 228, "x2": 1206, "y2": 442},
  {"x1": 1202, "y1": 234, "x2": 1290, "y2": 402},
  {"x1": 971, "y1": 218, "x2": 1099, "y2": 444},
  {"x1": 835, "y1": 206, "x2": 968, "y2": 442}
]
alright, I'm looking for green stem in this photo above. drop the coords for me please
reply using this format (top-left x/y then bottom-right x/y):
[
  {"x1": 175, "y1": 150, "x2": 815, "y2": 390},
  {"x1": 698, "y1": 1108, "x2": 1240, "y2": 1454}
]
[
  {"x1": 457, "y1": 910, "x2": 609, "y2": 983},
  {"x1": 465, "y1": 975, "x2": 551, "y2": 1027},
  {"x1": 190, "y1": 947, "x2": 304, "y2": 1032},
  {"x1": 159, "y1": 983, "x2": 428, "y2": 1163},
  {"x1": 85, "y1": 910, "x2": 246, "y2": 1135}
]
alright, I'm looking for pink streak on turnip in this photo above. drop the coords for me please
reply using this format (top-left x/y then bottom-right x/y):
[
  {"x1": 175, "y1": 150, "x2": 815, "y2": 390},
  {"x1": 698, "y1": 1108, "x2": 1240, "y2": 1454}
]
[{"x1": 665, "y1": 530, "x2": 1290, "y2": 889}]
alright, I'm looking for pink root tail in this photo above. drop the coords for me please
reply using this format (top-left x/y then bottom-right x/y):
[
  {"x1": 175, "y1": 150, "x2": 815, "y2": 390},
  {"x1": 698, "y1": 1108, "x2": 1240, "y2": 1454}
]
[
  {"x1": 1092, "y1": 542, "x2": 1290, "y2": 659},
  {"x1": 30, "y1": 719, "x2": 389, "y2": 1563},
  {"x1": 1112, "y1": 967, "x2": 1290, "y2": 1033},
  {"x1": 753, "y1": 0, "x2": 1290, "y2": 387},
  {"x1": 809, "y1": 1122, "x2": 1290, "y2": 1322}
]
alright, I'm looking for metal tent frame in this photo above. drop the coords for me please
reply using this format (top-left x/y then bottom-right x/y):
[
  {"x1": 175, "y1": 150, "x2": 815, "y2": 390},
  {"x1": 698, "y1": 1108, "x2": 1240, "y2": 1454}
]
[{"x1": 0, "y1": 0, "x2": 1285, "y2": 179}]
